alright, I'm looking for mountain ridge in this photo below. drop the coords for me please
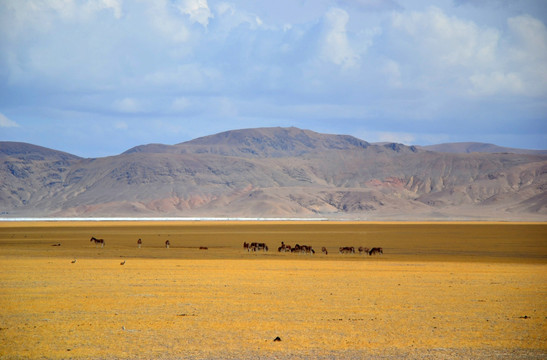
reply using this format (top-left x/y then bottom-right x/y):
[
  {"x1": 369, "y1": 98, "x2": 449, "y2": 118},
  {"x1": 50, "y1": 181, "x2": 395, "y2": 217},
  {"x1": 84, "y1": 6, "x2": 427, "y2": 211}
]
[
  {"x1": 124, "y1": 127, "x2": 376, "y2": 158},
  {"x1": 1, "y1": 127, "x2": 546, "y2": 220},
  {"x1": 420, "y1": 142, "x2": 547, "y2": 155}
]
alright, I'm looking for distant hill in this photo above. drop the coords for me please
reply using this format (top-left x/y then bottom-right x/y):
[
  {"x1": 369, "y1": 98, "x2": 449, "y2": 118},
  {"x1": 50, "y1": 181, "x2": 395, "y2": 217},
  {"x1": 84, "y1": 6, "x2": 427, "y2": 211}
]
[
  {"x1": 124, "y1": 127, "x2": 378, "y2": 158},
  {"x1": 0, "y1": 141, "x2": 82, "y2": 160},
  {"x1": 1, "y1": 128, "x2": 546, "y2": 220},
  {"x1": 421, "y1": 142, "x2": 547, "y2": 155}
]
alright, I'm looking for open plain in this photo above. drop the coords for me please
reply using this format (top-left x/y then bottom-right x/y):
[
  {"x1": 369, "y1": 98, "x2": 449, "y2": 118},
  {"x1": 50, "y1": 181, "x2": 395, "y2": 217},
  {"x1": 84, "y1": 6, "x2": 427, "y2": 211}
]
[{"x1": 0, "y1": 221, "x2": 546, "y2": 359}]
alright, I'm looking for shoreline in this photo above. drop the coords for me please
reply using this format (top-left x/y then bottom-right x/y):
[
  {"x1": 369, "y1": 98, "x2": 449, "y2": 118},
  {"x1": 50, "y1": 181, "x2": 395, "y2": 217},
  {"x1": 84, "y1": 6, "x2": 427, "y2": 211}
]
[{"x1": 0, "y1": 217, "x2": 545, "y2": 225}]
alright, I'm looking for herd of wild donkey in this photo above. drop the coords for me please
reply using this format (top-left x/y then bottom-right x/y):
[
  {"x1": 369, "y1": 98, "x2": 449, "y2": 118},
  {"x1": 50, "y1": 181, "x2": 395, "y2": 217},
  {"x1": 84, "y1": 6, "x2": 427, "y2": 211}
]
[
  {"x1": 90, "y1": 237, "x2": 383, "y2": 256},
  {"x1": 244, "y1": 241, "x2": 383, "y2": 256}
]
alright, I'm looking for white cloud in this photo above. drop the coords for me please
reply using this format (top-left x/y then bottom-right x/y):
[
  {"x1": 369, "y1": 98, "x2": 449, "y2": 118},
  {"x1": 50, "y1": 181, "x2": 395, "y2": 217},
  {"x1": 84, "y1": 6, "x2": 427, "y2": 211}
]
[
  {"x1": 114, "y1": 121, "x2": 128, "y2": 130},
  {"x1": 321, "y1": 8, "x2": 360, "y2": 68},
  {"x1": 177, "y1": 0, "x2": 213, "y2": 27},
  {"x1": 83, "y1": 0, "x2": 123, "y2": 19},
  {"x1": 508, "y1": 14, "x2": 547, "y2": 60},
  {"x1": 382, "y1": 59, "x2": 402, "y2": 88},
  {"x1": 0, "y1": 0, "x2": 545, "y2": 154},
  {"x1": 469, "y1": 72, "x2": 524, "y2": 96},
  {"x1": 212, "y1": 2, "x2": 265, "y2": 31},
  {"x1": 114, "y1": 98, "x2": 142, "y2": 113},
  {"x1": 391, "y1": 6, "x2": 499, "y2": 68},
  {"x1": 171, "y1": 97, "x2": 191, "y2": 111},
  {"x1": 466, "y1": 14, "x2": 547, "y2": 97},
  {"x1": 505, "y1": 15, "x2": 547, "y2": 95},
  {"x1": 143, "y1": 64, "x2": 221, "y2": 90},
  {"x1": 388, "y1": 6, "x2": 547, "y2": 98},
  {"x1": 44, "y1": 0, "x2": 77, "y2": 19},
  {"x1": 0, "y1": 113, "x2": 19, "y2": 128},
  {"x1": 215, "y1": 2, "x2": 234, "y2": 17},
  {"x1": 337, "y1": 0, "x2": 401, "y2": 12},
  {"x1": 148, "y1": 1, "x2": 190, "y2": 43}
]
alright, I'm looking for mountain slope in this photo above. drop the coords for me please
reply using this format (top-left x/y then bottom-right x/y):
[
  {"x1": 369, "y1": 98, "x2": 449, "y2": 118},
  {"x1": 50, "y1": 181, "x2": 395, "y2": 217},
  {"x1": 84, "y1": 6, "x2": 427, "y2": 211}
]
[
  {"x1": 421, "y1": 142, "x2": 547, "y2": 155},
  {"x1": 0, "y1": 142, "x2": 82, "y2": 210},
  {"x1": 124, "y1": 127, "x2": 377, "y2": 158},
  {"x1": 1, "y1": 128, "x2": 546, "y2": 220}
]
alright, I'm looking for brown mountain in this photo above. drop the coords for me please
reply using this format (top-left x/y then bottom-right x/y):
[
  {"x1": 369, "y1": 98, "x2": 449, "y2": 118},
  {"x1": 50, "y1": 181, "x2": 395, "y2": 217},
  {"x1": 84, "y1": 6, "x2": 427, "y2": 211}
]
[
  {"x1": 421, "y1": 142, "x2": 547, "y2": 155},
  {"x1": 1, "y1": 128, "x2": 546, "y2": 220}
]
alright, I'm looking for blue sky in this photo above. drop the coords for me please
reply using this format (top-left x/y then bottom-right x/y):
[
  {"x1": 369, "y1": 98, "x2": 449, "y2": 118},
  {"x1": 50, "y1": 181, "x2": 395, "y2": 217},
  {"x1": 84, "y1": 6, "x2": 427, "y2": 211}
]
[{"x1": 1, "y1": 0, "x2": 546, "y2": 158}]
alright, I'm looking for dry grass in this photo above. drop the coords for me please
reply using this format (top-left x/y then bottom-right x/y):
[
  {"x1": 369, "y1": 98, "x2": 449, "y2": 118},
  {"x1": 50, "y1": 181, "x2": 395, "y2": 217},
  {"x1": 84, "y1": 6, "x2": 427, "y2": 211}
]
[{"x1": 0, "y1": 221, "x2": 546, "y2": 359}]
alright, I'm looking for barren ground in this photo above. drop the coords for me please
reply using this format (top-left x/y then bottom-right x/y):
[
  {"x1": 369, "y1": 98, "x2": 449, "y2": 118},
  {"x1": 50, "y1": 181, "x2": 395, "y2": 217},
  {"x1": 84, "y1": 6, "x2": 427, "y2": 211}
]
[{"x1": 0, "y1": 221, "x2": 546, "y2": 359}]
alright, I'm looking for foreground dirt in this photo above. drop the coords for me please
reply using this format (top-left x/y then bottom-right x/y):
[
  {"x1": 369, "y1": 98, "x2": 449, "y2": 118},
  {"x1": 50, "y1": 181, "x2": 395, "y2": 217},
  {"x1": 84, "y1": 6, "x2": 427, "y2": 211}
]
[{"x1": 0, "y1": 222, "x2": 546, "y2": 359}]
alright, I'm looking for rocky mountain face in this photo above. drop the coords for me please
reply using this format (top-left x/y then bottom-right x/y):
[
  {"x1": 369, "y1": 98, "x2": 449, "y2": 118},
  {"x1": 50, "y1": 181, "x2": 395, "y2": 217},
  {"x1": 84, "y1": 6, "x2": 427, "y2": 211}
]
[
  {"x1": 420, "y1": 142, "x2": 547, "y2": 155},
  {"x1": 1, "y1": 127, "x2": 546, "y2": 220}
]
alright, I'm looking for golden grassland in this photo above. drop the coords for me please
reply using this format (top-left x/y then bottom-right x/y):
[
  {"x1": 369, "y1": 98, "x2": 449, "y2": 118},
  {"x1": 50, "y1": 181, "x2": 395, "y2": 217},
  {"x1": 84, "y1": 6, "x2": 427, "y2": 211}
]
[{"x1": 0, "y1": 221, "x2": 546, "y2": 359}]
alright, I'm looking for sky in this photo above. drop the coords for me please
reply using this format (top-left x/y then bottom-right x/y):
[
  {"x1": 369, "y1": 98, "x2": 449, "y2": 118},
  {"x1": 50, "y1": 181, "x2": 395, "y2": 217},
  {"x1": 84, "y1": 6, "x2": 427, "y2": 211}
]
[{"x1": 1, "y1": 0, "x2": 546, "y2": 158}]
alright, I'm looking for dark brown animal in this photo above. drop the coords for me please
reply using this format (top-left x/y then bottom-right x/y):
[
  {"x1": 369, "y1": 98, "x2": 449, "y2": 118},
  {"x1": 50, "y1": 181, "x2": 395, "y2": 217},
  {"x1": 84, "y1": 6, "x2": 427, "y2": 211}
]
[
  {"x1": 137, "y1": 238, "x2": 142, "y2": 248},
  {"x1": 165, "y1": 240, "x2": 170, "y2": 248},
  {"x1": 369, "y1": 247, "x2": 383, "y2": 255},
  {"x1": 358, "y1": 247, "x2": 370, "y2": 255},
  {"x1": 300, "y1": 245, "x2": 315, "y2": 254},
  {"x1": 90, "y1": 237, "x2": 105, "y2": 248},
  {"x1": 199, "y1": 246, "x2": 208, "y2": 250},
  {"x1": 291, "y1": 244, "x2": 314, "y2": 254},
  {"x1": 278, "y1": 242, "x2": 292, "y2": 252},
  {"x1": 248, "y1": 242, "x2": 268, "y2": 252},
  {"x1": 321, "y1": 247, "x2": 328, "y2": 255},
  {"x1": 339, "y1": 246, "x2": 355, "y2": 254}
]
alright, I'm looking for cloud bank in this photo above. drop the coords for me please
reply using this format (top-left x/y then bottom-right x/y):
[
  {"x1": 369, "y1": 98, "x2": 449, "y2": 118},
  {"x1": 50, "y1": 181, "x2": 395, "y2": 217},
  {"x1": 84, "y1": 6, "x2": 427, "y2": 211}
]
[{"x1": 0, "y1": 0, "x2": 545, "y2": 156}]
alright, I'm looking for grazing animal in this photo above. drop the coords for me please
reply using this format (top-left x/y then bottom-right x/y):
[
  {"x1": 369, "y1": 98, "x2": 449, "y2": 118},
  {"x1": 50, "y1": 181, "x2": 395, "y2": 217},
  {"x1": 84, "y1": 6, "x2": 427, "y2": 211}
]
[
  {"x1": 248, "y1": 242, "x2": 268, "y2": 252},
  {"x1": 243, "y1": 242, "x2": 249, "y2": 250},
  {"x1": 291, "y1": 244, "x2": 314, "y2": 254},
  {"x1": 90, "y1": 237, "x2": 105, "y2": 248},
  {"x1": 300, "y1": 245, "x2": 315, "y2": 254},
  {"x1": 137, "y1": 238, "x2": 142, "y2": 248},
  {"x1": 51, "y1": 243, "x2": 61, "y2": 247},
  {"x1": 71, "y1": 259, "x2": 77, "y2": 263},
  {"x1": 369, "y1": 247, "x2": 383, "y2": 256},
  {"x1": 278, "y1": 242, "x2": 292, "y2": 252},
  {"x1": 339, "y1": 246, "x2": 355, "y2": 254},
  {"x1": 358, "y1": 247, "x2": 370, "y2": 255},
  {"x1": 120, "y1": 260, "x2": 126, "y2": 265},
  {"x1": 165, "y1": 240, "x2": 170, "y2": 248},
  {"x1": 322, "y1": 247, "x2": 328, "y2": 255}
]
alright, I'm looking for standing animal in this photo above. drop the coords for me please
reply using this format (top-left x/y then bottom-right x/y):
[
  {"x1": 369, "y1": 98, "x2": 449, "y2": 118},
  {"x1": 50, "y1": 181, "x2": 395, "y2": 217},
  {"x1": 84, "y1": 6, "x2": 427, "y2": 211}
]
[
  {"x1": 137, "y1": 238, "x2": 142, "y2": 248},
  {"x1": 321, "y1": 247, "x2": 328, "y2": 255},
  {"x1": 339, "y1": 246, "x2": 355, "y2": 254},
  {"x1": 90, "y1": 237, "x2": 105, "y2": 248},
  {"x1": 291, "y1": 244, "x2": 314, "y2": 254},
  {"x1": 165, "y1": 240, "x2": 170, "y2": 248},
  {"x1": 299, "y1": 245, "x2": 315, "y2": 254},
  {"x1": 243, "y1": 242, "x2": 249, "y2": 250},
  {"x1": 248, "y1": 242, "x2": 268, "y2": 252},
  {"x1": 278, "y1": 242, "x2": 292, "y2": 252},
  {"x1": 369, "y1": 247, "x2": 383, "y2": 255},
  {"x1": 358, "y1": 247, "x2": 370, "y2": 255},
  {"x1": 120, "y1": 260, "x2": 126, "y2": 265}
]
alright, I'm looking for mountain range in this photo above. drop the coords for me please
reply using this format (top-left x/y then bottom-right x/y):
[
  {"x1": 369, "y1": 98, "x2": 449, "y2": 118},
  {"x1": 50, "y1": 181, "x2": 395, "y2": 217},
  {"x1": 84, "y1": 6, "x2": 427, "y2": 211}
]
[{"x1": 1, "y1": 127, "x2": 546, "y2": 220}]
